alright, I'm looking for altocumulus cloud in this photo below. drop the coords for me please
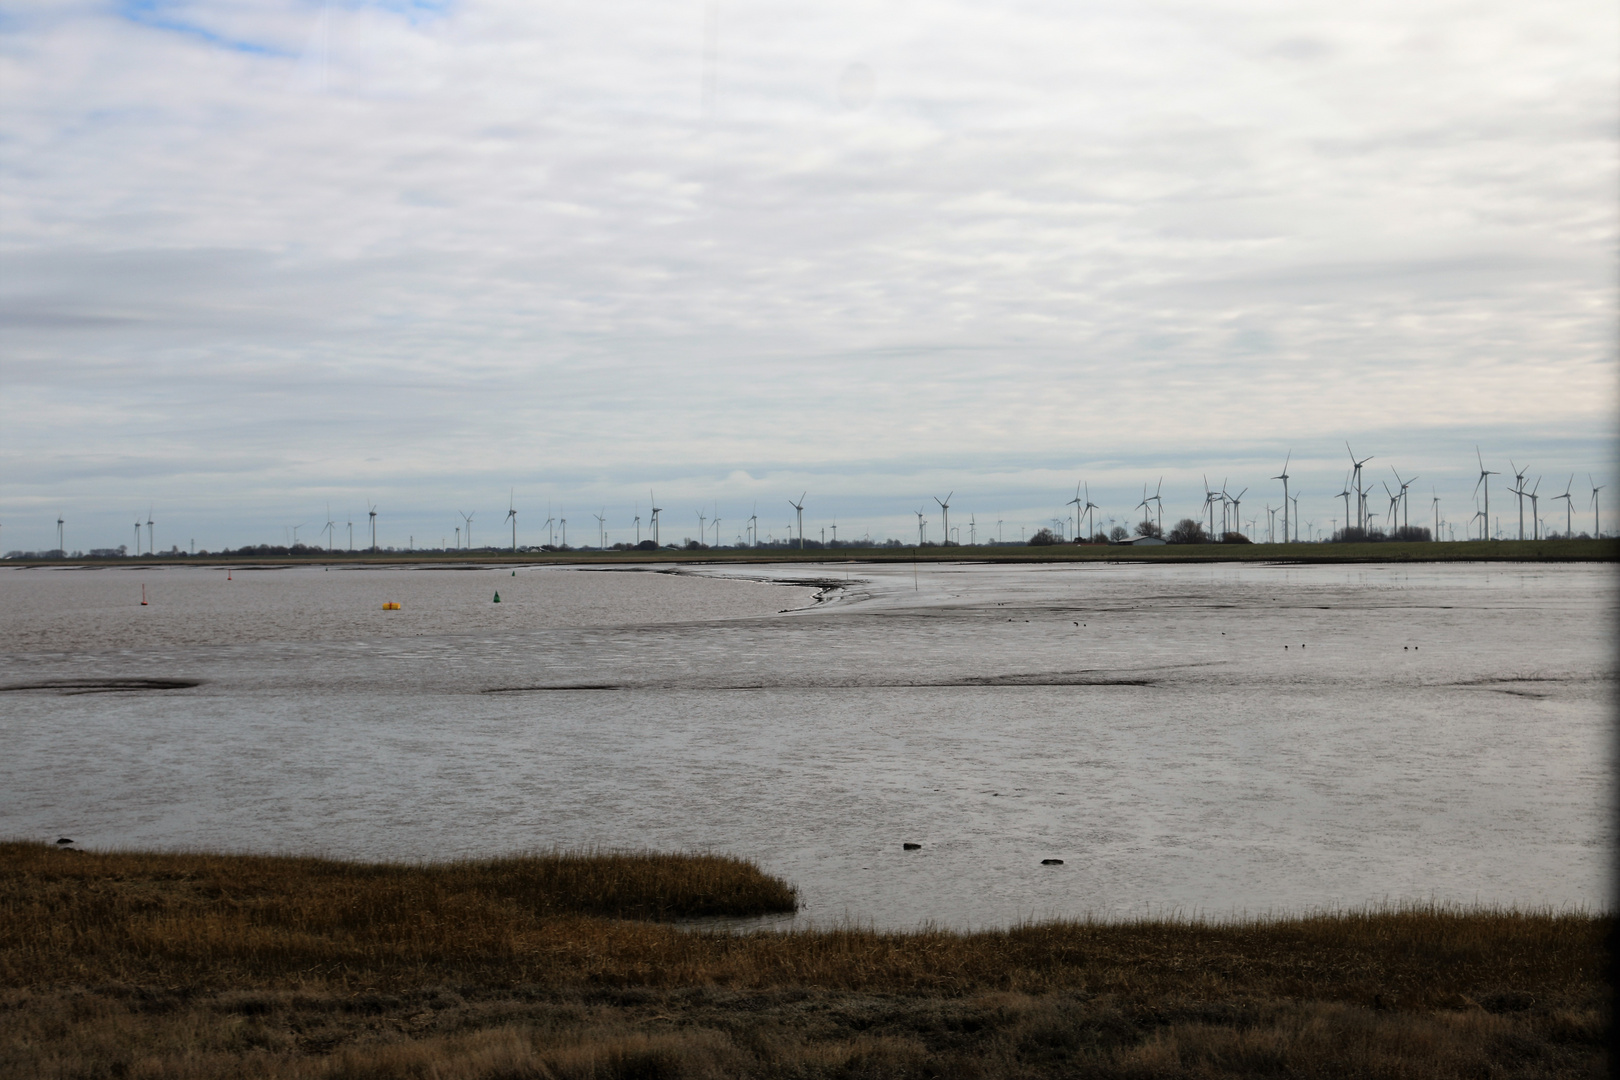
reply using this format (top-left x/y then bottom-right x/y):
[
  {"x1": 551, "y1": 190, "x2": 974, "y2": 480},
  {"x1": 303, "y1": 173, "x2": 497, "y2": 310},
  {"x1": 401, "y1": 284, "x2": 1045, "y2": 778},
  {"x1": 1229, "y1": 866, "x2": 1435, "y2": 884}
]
[{"x1": 0, "y1": 0, "x2": 1615, "y2": 548}]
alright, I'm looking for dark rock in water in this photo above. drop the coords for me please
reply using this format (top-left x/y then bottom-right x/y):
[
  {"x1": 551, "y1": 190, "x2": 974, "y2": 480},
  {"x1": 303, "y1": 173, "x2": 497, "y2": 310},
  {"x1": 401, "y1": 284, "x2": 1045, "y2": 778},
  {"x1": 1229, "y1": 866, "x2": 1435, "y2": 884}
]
[
  {"x1": 56, "y1": 838, "x2": 73, "y2": 845},
  {"x1": 1041, "y1": 858, "x2": 1064, "y2": 865},
  {"x1": 902, "y1": 842, "x2": 921, "y2": 850}
]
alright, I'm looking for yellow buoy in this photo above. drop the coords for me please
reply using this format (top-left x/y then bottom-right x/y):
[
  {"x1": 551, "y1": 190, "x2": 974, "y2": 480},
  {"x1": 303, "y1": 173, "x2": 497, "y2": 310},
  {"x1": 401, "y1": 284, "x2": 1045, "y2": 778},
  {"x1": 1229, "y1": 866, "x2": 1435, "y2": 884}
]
[{"x1": 382, "y1": 602, "x2": 401, "y2": 610}]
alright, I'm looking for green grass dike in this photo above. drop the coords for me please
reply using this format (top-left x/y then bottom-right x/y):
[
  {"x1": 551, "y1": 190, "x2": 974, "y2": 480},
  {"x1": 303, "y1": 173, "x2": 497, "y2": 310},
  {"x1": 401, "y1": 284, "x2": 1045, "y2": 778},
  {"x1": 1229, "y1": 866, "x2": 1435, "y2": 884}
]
[{"x1": 2, "y1": 842, "x2": 1609, "y2": 1078}]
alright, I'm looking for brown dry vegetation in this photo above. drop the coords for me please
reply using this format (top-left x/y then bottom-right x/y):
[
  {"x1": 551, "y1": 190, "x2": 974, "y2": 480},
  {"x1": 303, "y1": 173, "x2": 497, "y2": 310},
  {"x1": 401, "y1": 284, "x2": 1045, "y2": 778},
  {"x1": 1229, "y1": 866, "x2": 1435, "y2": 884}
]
[{"x1": 2, "y1": 842, "x2": 1609, "y2": 1078}]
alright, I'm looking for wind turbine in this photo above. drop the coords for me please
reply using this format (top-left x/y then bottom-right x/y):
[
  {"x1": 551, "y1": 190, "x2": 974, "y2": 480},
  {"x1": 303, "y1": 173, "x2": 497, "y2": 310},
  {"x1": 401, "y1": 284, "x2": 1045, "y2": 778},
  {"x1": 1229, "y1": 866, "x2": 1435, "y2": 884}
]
[
  {"x1": 915, "y1": 508, "x2": 927, "y2": 544},
  {"x1": 789, "y1": 493, "x2": 806, "y2": 549},
  {"x1": 1083, "y1": 484, "x2": 1100, "y2": 540},
  {"x1": 1508, "y1": 460, "x2": 1529, "y2": 540},
  {"x1": 368, "y1": 502, "x2": 378, "y2": 552},
  {"x1": 291, "y1": 523, "x2": 305, "y2": 546},
  {"x1": 1149, "y1": 477, "x2": 1164, "y2": 535},
  {"x1": 1346, "y1": 444, "x2": 1373, "y2": 532},
  {"x1": 1382, "y1": 482, "x2": 1400, "y2": 532},
  {"x1": 1289, "y1": 493, "x2": 1300, "y2": 541},
  {"x1": 934, "y1": 492, "x2": 953, "y2": 545},
  {"x1": 346, "y1": 513, "x2": 353, "y2": 551},
  {"x1": 1334, "y1": 472, "x2": 1352, "y2": 539},
  {"x1": 506, "y1": 491, "x2": 518, "y2": 553},
  {"x1": 1266, "y1": 504, "x2": 1276, "y2": 543},
  {"x1": 1590, "y1": 475, "x2": 1603, "y2": 536},
  {"x1": 713, "y1": 511, "x2": 723, "y2": 548},
  {"x1": 146, "y1": 508, "x2": 154, "y2": 555},
  {"x1": 1272, "y1": 453, "x2": 1292, "y2": 544},
  {"x1": 560, "y1": 517, "x2": 567, "y2": 547},
  {"x1": 634, "y1": 514, "x2": 642, "y2": 545},
  {"x1": 1135, "y1": 484, "x2": 1152, "y2": 534},
  {"x1": 1390, "y1": 468, "x2": 1417, "y2": 532},
  {"x1": 595, "y1": 511, "x2": 607, "y2": 550},
  {"x1": 1553, "y1": 475, "x2": 1574, "y2": 538},
  {"x1": 649, "y1": 491, "x2": 662, "y2": 547},
  {"x1": 323, "y1": 504, "x2": 336, "y2": 552},
  {"x1": 544, "y1": 513, "x2": 556, "y2": 547},
  {"x1": 1202, "y1": 476, "x2": 1219, "y2": 539},
  {"x1": 133, "y1": 519, "x2": 141, "y2": 556},
  {"x1": 1472, "y1": 448, "x2": 1498, "y2": 541},
  {"x1": 57, "y1": 516, "x2": 64, "y2": 554},
  {"x1": 1228, "y1": 487, "x2": 1247, "y2": 538},
  {"x1": 696, "y1": 509, "x2": 705, "y2": 546},
  {"x1": 460, "y1": 511, "x2": 474, "y2": 550},
  {"x1": 1067, "y1": 483, "x2": 1085, "y2": 539},
  {"x1": 748, "y1": 503, "x2": 758, "y2": 547},
  {"x1": 1526, "y1": 478, "x2": 1541, "y2": 540},
  {"x1": 968, "y1": 514, "x2": 976, "y2": 546},
  {"x1": 1432, "y1": 489, "x2": 1441, "y2": 541}
]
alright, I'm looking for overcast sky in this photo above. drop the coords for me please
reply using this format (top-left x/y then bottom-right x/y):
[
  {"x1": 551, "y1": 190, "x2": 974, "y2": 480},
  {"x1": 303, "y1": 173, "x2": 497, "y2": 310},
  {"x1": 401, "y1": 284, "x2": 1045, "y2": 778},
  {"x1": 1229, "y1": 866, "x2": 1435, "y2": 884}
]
[{"x1": 2, "y1": 0, "x2": 1616, "y2": 550}]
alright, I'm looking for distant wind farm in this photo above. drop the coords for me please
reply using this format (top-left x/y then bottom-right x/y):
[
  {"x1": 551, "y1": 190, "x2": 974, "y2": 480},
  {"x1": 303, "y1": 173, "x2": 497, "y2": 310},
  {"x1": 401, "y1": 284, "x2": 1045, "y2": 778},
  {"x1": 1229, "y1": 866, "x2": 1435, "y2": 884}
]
[{"x1": 6, "y1": 443, "x2": 1611, "y2": 561}]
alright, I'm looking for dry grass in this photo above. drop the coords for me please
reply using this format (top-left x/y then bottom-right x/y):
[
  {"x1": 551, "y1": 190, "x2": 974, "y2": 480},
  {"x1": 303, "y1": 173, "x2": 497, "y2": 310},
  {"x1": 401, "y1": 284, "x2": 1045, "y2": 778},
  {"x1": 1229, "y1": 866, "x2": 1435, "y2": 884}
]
[{"x1": 2, "y1": 842, "x2": 1609, "y2": 1078}]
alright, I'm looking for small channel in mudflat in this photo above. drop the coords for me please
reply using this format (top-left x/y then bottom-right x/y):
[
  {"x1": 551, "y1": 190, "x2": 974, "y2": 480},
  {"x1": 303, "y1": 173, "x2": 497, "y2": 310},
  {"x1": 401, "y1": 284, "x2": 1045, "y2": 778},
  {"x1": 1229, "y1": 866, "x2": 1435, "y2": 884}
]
[{"x1": 1, "y1": 560, "x2": 1612, "y2": 929}]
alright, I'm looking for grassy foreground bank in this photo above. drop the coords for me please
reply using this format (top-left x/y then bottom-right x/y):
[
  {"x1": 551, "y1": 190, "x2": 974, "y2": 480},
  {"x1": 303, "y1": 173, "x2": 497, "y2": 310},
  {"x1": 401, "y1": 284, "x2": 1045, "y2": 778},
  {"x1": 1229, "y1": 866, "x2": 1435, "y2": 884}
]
[{"x1": 2, "y1": 843, "x2": 1608, "y2": 1078}]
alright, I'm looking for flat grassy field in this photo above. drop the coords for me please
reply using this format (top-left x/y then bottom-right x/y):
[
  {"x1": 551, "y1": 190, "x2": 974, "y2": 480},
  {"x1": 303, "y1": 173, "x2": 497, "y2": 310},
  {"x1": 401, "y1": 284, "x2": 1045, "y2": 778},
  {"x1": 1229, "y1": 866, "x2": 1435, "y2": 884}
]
[{"x1": 2, "y1": 843, "x2": 1608, "y2": 1078}]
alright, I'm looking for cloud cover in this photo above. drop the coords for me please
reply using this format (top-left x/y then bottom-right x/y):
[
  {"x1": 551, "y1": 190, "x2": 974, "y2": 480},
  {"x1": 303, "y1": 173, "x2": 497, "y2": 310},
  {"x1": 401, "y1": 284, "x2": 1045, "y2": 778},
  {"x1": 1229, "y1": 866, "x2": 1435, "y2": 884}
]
[{"x1": 1, "y1": 0, "x2": 1616, "y2": 548}]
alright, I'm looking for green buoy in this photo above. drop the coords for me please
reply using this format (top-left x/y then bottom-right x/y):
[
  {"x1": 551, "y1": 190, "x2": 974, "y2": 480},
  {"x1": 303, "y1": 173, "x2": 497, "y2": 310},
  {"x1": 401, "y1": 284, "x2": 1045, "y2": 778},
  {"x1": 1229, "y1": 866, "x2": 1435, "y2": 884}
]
[{"x1": 493, "y1": 592, "x2": 501, "y2": 603}]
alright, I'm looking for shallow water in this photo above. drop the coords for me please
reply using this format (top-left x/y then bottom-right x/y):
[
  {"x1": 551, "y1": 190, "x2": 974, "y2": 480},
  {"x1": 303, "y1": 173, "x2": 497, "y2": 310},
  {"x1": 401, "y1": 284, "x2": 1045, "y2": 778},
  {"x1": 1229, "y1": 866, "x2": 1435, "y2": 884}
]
[{"x1": 1, "y1": 559, "x2": 1612, "y2": 928}]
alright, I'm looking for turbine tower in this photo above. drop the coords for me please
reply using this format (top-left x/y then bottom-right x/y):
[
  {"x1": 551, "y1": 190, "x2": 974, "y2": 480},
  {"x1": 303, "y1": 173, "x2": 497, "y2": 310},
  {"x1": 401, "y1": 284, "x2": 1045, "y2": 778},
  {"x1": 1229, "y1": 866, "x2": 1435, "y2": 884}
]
[
  {"x1": 506, "y1": 491, "x2": 518, "y2": 553},
  {"x1": 1508, "y1": 460, "x2": 1529, "y2": 540},
  {"x1": 146, "y1": 508, "x2": 154, "y2": 555},
  {"x1": 1272, "y1": 452, "x2": 1291, "y2": 544},
  {"x1": 1591, "y1": 475, "x2": 1603, "y2": 537},
  {"x1": 1083, "y1": 485, "x2": 1100, "y2": 540},
  {"x1": 1553, "y1": 475, "x2": 1574, "y2": 538},
  {"x1": 934, "y1": 492, "x2": 953, "y2": 546},
  {"x1": 1346, "y1": 443, "x2": 1373, "y2": 532},
  {"x1": 1067, "y1": 483, "x2": 1084, "y2": 538},
  {"x1": 368, "y1": 502, "x2": 378, "y2": 552},
  {"x1": 595, "y1": 511, "x2": 607, "y2": 550},
  {"x1": 748, "y1": 504, "x2": 758, "y2": 547},
  {"x1": 1472, "y1": 449, "x2": 1498, "y2": 542},
  {"x1": 57, "y1": 516, "x2": 64, "y2": 554},
  {"x1": 915, "y1": 508, "x2": 927, "y2": 545},
  {"x1": 789, "y1": 493, "x2": 806, "y2": 549},
  {"x1": 460, "y1": 511, "x2": 474, "y2": 550},
  {"x1": 650, "y1": 490, "x2": 662, "y2": 547},
  {"x1": 1228, "y1": 488, "x2": 1247, "y2": 539},
  {"x1": 133, "y1": 519, "x2": 141, "y2": 556},
  {"x1": 1334, "y1": 473, "x2": 1352, "y2": 539}
]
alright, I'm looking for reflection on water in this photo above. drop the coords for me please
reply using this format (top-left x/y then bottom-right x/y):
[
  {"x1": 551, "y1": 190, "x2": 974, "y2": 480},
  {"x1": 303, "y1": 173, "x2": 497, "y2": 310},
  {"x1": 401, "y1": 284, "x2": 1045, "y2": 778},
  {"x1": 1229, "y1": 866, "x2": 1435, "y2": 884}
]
[{"x1": 1, "y1": 560, "x2": 1612, "y2": 928}]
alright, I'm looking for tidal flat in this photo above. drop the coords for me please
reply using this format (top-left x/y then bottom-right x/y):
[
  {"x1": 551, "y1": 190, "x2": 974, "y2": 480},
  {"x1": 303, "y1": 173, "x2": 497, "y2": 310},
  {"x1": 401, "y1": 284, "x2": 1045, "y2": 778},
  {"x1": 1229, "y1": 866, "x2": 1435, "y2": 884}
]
[{"x1": 0, "y1": 560, "x2": 1613, "y2": 1075}]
